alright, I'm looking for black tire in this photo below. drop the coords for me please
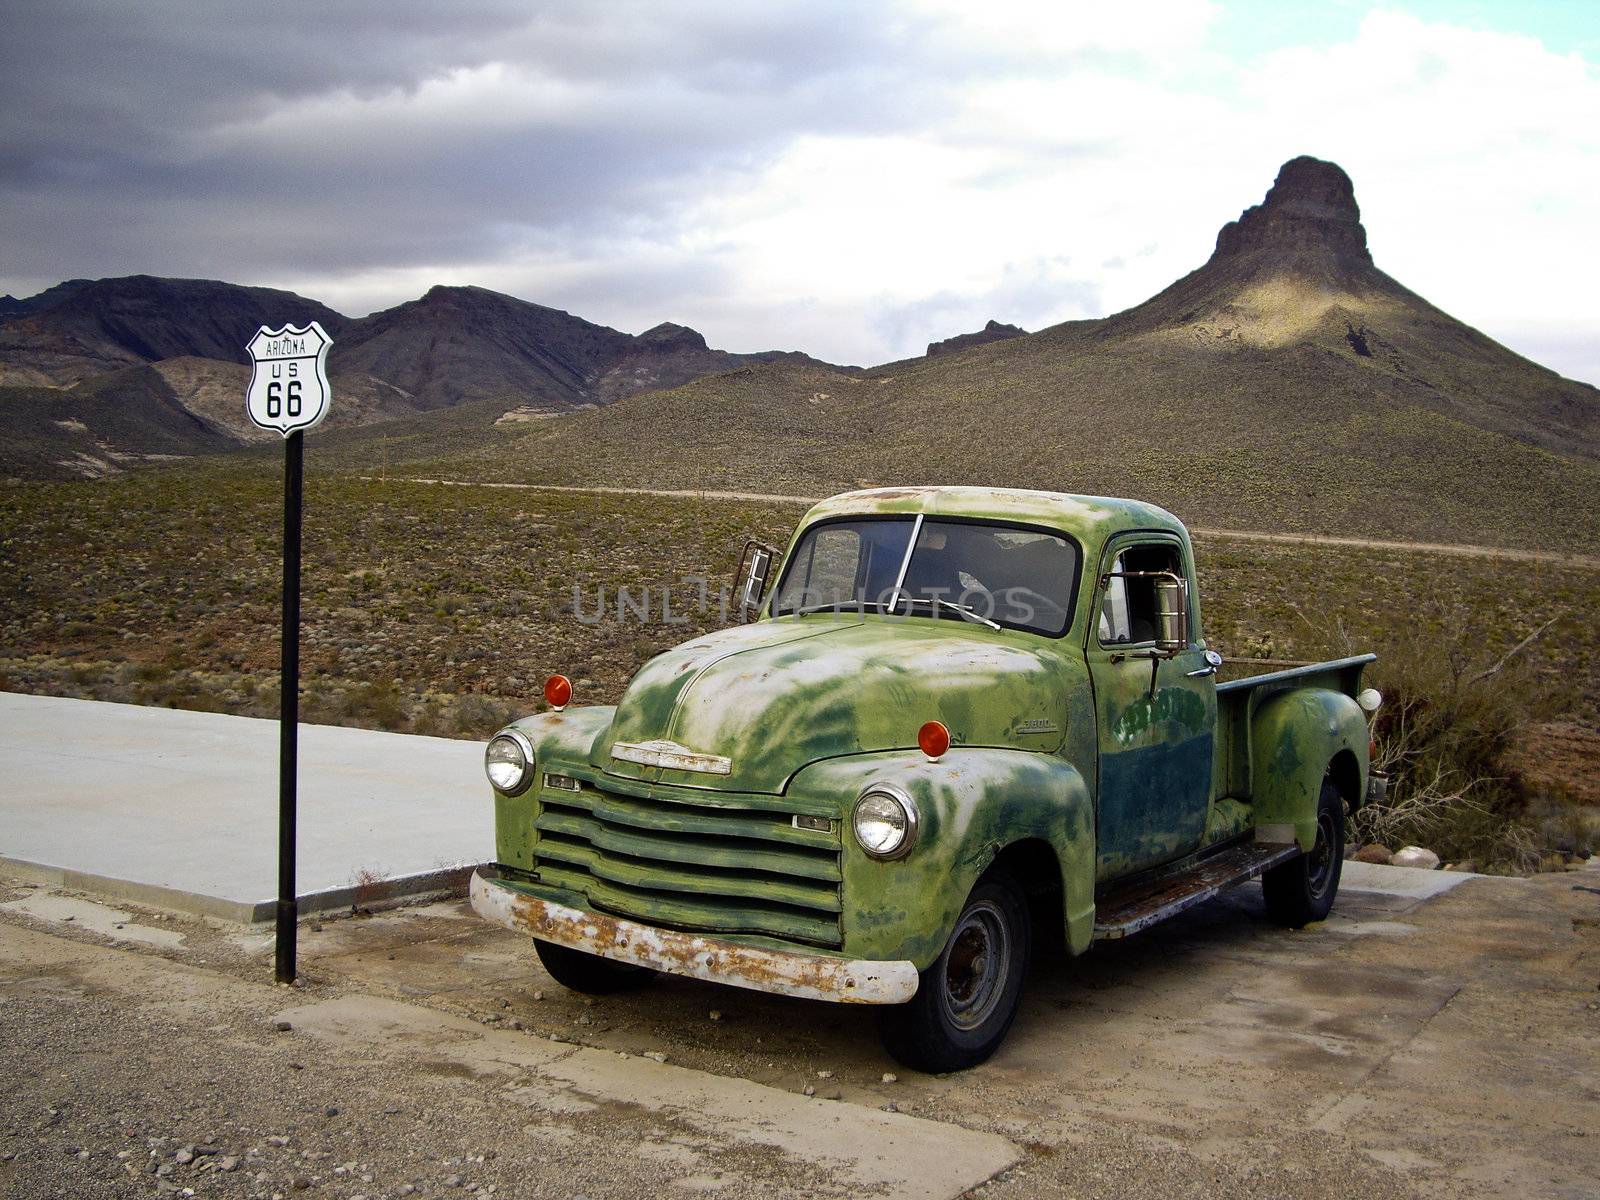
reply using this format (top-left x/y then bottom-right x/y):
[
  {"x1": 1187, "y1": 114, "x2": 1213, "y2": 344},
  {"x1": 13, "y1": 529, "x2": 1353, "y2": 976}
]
[
  {"x1": 534, "y1": 939, "x2": 655, "y2": 994},
  {"x1": 1262, "y1": 778, "x2": 1345, "y2": 927},
  {"x1": 878, "y1": 868, "x2": 1031, "y2": 1073}
]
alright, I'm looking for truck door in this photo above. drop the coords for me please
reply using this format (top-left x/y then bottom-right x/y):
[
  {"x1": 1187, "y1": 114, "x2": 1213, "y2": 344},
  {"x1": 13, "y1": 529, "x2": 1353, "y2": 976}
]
[{"x1": 1086, "y1": 535, "x2": 1217, "y2": 880}]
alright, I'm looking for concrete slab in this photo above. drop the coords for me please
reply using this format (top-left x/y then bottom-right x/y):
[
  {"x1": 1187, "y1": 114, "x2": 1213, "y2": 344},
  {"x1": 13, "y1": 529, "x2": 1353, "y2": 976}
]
[
  {"x1": 1339, "y1": 859, "x2": 1482, "y2": 899},
  {"x1": 0, "y1": 892, "x2": 186, "y2": 949},
  {"x1": 0, "y1": 691, "x2": 490, "y2": 922}
]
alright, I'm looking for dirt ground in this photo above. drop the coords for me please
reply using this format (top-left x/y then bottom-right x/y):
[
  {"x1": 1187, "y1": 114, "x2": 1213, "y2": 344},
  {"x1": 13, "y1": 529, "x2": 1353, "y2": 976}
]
[
  {"x1": 1510, "y1": 722, "x2": 1600, "y2": 809},
  {"x1": 3, "y1": 863, "x2": 1598, "y2": 1200}
]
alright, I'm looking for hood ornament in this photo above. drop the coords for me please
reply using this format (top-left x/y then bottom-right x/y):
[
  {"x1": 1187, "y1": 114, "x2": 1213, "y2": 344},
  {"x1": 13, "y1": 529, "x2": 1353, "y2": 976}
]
[{"x1": 611, "y1": 739, "x2": 732, "y2": 775}]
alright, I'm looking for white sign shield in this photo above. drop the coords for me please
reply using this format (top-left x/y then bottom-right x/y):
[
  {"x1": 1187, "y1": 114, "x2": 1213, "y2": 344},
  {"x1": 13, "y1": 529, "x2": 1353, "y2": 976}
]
[{"x1": 246, "y1": 321, "x2": 333, "y2": 437}]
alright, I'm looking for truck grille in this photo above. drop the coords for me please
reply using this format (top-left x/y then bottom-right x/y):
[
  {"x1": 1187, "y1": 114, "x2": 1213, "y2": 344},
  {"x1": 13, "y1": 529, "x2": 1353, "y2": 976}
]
[{"x1": 531, "y1": 778, "x2": 843, "y2": 948}]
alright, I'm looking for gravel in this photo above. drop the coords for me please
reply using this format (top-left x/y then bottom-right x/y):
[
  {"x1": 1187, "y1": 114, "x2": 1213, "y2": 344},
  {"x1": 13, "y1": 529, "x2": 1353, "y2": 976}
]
[{"x1": 0, "y1": 921, "x2": 851, "y2": 1200}]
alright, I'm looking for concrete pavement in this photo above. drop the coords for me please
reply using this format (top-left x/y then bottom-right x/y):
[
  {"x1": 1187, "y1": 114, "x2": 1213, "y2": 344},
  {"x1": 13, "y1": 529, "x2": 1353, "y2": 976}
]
[{"x1": 0, "y1": 691, "x2": 489, "y2": 920}]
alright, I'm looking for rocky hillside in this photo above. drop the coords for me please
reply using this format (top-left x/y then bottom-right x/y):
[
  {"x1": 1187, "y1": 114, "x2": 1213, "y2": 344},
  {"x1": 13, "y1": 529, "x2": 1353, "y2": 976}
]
[
  {"x1": 329, "y1": 286, "x2": 830, "y2": 411},
  {"x1": 1089, "y1": 156, "x2": 1595, "y2": 458},
  {"x1": 0, "y1": 276, "x2": 347, "y2": 388}
]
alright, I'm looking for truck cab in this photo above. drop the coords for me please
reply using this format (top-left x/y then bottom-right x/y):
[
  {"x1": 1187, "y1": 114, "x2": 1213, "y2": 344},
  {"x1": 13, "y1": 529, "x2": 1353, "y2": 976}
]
[{"x1": 472, "y1": 487, "x2": 1379, "y2": 1071}]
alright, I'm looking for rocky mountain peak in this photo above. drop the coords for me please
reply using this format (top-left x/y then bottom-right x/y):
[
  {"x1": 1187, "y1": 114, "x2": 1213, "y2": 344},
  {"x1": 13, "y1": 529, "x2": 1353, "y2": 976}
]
[
  {"x1": 1211, "y1": 155, "x2": 1371, "y2": 265},
  {"x1": 926, "y1": 319, "x2": 1026, "y2": 358},
  {"x1": 637, "y1": 322, "x2": 709, "y2": 353},
  {"x1": 417, "y1": 283, "x2": 493, "y2": 306}
]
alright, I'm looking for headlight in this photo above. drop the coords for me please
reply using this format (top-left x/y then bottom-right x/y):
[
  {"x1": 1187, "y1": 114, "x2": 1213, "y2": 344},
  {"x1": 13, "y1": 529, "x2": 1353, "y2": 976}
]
[
  {"x1": 485, "y1": 731, "x2": 534, "y2": 795},
  {"x1": 853, "y1": 785, "x2": 919, "y2": 860}
]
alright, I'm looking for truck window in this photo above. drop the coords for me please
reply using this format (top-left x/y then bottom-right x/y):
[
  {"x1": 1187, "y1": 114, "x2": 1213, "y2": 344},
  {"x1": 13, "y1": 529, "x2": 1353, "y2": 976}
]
[
  {"x1": 1099, "y1": 543, "x2": 1183, "y2": 645},
  {"x1": 772, "y1": 516, "x2": 1079, "y2": 635},
  {"x1": 773, "y1": 519, "x2": 915, "y2": 613}
]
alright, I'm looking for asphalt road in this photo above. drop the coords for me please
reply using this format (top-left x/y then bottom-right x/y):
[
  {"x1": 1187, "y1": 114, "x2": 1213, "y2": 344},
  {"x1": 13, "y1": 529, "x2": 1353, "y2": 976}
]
[{"x1": 4, "y1": 861, "x2": 1597, "y2": 1200}]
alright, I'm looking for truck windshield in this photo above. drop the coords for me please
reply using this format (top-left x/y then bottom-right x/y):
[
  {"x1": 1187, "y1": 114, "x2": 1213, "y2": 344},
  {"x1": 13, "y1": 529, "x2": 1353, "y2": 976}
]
[{"x1": 770, "y1": 516, "x2": 1079, "y2": 636}]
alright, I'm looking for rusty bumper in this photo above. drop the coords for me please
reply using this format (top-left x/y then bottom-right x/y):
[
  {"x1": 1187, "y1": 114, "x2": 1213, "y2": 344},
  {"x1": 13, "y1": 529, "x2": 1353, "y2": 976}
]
[{"x1": 470, "y1": 870, "x2": 918, "y2": 1005}]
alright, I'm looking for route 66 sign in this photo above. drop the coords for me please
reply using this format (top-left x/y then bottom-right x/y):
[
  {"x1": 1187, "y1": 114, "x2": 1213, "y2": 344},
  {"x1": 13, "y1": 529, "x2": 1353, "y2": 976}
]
[{"x1": 246, "y1": 321, "x2": 333, "y2": 436}]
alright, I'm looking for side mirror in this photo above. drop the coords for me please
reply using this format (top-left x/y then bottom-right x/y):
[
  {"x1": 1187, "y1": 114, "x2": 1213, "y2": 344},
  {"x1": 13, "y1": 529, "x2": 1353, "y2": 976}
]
[
  {"x1": 736, "y1": 542, "x2": 776, "y2": 623},
  {"x1": 1154, "y1": 576, "x2": 1189, "y2": 653}
]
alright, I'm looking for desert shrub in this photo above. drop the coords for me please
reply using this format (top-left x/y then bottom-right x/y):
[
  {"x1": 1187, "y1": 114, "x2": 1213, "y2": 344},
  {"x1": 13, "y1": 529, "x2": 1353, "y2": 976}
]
[
  {"x1": 337, "y1": 681, "x2": 410, "y2": 731},
  {"x1": 116, "y1": 661, "x2": 169, "y2": 685},
  {"x1": 1522, "y1": 794, "x2": 1599, "y2": 860},
  {"x1": 408, "y1": 697, "x2": 452, "y2": 738},
  {"x1": 1357, "y1": 609, "x2": 1561, "y2": 872},
  {"x1": 448, "y1": 692, "x2": 522, "y2": 737}
]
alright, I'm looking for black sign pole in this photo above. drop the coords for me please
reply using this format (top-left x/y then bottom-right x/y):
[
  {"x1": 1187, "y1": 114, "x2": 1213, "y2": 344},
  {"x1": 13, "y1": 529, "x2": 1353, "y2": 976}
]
[{"x1": 275, "y1": 429, "x2": 305, "y2": 984}]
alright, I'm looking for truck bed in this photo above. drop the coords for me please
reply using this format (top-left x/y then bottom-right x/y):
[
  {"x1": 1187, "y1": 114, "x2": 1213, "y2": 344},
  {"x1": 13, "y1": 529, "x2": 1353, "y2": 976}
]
[{"x1": 1213, "y1": 653, "x2": 1374, "y2": 802}]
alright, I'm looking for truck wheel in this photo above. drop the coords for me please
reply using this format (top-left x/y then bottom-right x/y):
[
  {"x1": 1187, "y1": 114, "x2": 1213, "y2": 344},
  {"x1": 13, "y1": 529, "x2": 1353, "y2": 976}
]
[
  {"x1": 878, "y1": 869, "x2": 1030, "y2": 1073},
  {"x1": 534, "y1": 939, "x2": 655, "y2": 994},
  {"x1": 1262, "y1": 779, "x2": 1345, "y2": 927}
]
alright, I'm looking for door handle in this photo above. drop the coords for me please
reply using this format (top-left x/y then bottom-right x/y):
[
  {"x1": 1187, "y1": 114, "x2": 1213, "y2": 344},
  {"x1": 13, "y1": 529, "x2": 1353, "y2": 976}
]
[{"x1": 1186, "y1": 650, "x2": 1224, "y2": 678}]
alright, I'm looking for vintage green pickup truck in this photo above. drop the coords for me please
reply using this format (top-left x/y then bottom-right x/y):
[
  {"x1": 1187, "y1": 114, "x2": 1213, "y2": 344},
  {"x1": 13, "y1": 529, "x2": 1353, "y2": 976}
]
[{"x1": 471, "y1": 487, "x2": 1383, "y2": 1071}]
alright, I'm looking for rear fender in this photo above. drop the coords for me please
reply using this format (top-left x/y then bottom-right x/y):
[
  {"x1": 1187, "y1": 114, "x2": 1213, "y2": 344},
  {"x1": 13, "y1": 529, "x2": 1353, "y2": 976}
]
[
  {"x1": 1249, "y1": 689, "x2": 1369, "y2": 849},
  {"x1": 788, "y1": 749, "x2": 1095, "y2": 969}
]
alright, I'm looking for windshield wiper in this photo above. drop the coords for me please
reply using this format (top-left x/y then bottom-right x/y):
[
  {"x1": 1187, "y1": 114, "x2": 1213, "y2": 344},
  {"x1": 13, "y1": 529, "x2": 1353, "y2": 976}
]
[
  {"x1": 893, "y1": 597, "x2": 1002, "y2": 630},
  {"x1": 780, "y1": 600, "x2": 877, "y2": 618}
]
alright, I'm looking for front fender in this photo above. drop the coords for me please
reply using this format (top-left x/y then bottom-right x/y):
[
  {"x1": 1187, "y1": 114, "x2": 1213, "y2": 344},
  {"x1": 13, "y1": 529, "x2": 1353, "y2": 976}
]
[
  {"x1": 788, "y1": 748, "x2": 1095, "y2": 969},
  {"x1": 1250, "y1": 689, "x2": 1368, "y2": 850},
  {"x1": 492, "y1": 706, "x2": 617, "y2": 873},
  {"x1": 507, "y1": 705, "x2": 617, "y2": 764}
]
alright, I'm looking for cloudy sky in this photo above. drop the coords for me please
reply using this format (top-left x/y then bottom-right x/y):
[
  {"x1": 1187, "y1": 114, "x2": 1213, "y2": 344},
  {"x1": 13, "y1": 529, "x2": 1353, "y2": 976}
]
[{"x1": 3, "y1": 1, "x2": 1597, "y2": 382}]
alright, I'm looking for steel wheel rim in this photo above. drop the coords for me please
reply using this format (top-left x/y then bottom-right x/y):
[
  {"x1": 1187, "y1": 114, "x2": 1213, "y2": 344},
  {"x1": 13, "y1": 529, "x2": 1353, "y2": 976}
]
[
  {"x1": 1308, "y1": 808, "x2": 1337, "y2": 899},
  {"x1": 940, "y1": 900, "x2": 1011, "y2": 1031}
]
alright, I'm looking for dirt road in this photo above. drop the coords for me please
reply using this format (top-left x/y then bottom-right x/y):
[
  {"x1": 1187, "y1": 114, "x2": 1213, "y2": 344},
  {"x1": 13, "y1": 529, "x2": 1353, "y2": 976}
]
[
  {"x1": 5, "y1": 863, "x2": 1598, "y2": 1200},
  {"x1": 360, "y1": 478, "x2": 1600, "y2": 569}
]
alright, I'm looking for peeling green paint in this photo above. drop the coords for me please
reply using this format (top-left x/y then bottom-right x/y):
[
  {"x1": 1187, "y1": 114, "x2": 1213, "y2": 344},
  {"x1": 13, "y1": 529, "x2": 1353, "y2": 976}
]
[
  {"x1": 481, "y1": 486, "x2": 1374, "y2": 993},
  {"x1": 1203, "y1": 796, "x2": 1253, "y2": 848},
  {"x1": 1108, "y1": 686, "x2": 1208, "y2": 747},
  {"x1": 1249, "y1": 688, "x2": 1370, "y2": 849},
  {"x1": 597, "y1": 617, "x2": 1070, "y2": 794}
]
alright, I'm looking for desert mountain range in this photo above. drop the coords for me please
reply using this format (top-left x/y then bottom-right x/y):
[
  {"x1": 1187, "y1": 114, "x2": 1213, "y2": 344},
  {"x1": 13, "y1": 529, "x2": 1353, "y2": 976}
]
[
  {"x1": 0, "y1": 275, "x2": 837, "y2": 478},
  {"x1": 374, "y1": 156, "x2": 1596, "y2": 551},
  {"x1": 3, "y1": 155, "x2": 1596, "y2": 552}
]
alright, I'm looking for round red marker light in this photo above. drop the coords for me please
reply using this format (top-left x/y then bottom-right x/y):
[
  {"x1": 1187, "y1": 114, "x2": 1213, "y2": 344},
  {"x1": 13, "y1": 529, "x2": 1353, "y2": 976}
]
[
  {"x1": 918, "y1": 720, "x2": 951, "y2": 760},
  {"x1": 545, "y1": 674, "x2": 573, "y2": 709}
]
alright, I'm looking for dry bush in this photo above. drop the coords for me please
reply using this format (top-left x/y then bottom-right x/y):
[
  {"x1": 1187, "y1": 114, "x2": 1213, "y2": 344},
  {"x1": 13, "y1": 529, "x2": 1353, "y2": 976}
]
[
  {"x1": 447, "y1": 693, "x2": 522, "y2": 738},
  {"x1": 1522, "y1": 795, "x2": 1600, "y2": 860},
  {"x1": 1353, "y1": 761, "x2": 1488, "y2": 847},
  {"x1": 1353, "y1": 606, "x2": 1563, "y2": 873}
]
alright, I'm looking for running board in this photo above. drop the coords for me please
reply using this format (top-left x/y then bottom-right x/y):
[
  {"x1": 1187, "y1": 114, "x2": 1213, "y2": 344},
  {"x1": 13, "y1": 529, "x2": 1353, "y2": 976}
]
[{"x1": 1092, "y1": 843, "x2": 1300, "y2": 940}]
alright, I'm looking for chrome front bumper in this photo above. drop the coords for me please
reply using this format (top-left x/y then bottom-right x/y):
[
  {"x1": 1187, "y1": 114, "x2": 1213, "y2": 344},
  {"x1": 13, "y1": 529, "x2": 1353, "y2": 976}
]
[{"x1": 470, "y1": 870, "x2": 918, "y2": 1005}]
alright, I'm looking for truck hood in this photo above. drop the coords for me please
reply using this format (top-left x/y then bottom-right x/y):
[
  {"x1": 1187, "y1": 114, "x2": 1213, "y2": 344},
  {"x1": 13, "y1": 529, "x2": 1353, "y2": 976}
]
[{"x1": 594, "y1": 616, "x2": 1067, "y2": 794}]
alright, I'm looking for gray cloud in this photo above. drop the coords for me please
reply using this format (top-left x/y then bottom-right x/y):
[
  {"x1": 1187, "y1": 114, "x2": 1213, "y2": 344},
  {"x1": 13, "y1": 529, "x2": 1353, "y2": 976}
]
[
  {"x1": 870, "y1": 257, "x2": 1104, "y2": 357},
  {"x1": 0, "y1": 1, "x2": 959, "y2": 292}
]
